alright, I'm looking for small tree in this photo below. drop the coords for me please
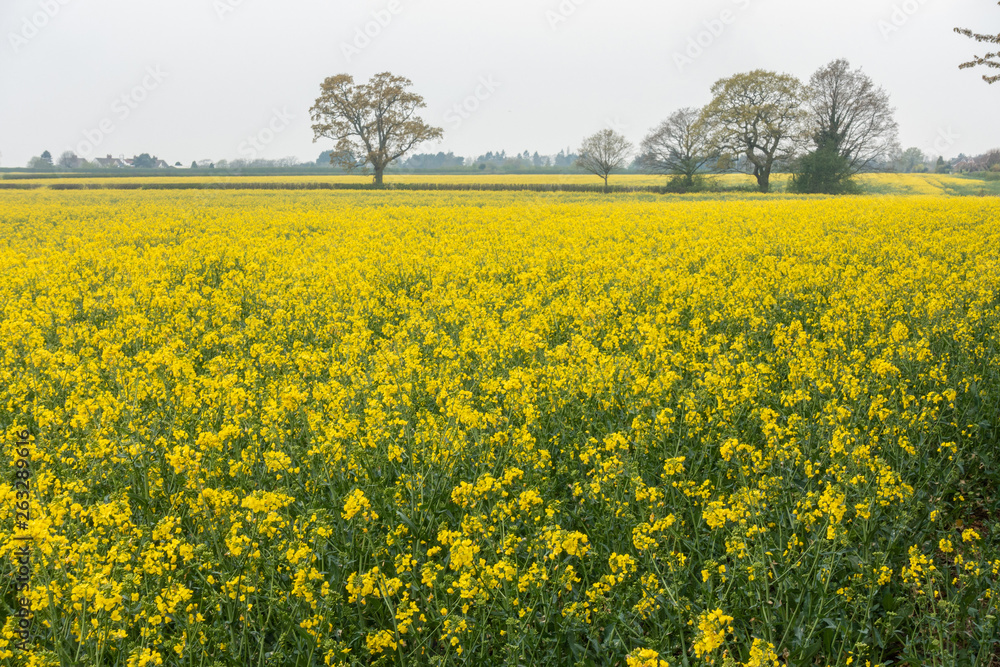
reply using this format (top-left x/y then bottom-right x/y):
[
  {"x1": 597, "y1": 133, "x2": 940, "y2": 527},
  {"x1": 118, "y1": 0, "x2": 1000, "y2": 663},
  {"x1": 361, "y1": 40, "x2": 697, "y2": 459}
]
[
  {"x1": 133, "y1": 153, "x2": 156, "y2": 168},
  {"x1": 894, "y1": 147, "x2": 927, "y2": 173},
  {"x1": 575, "y1": 129, "x2": 633, "y2": 190},
  {"x1": 790, "y1": 137, "x2": 858, "y2": 194},
  {"x1": 40, "y1": 150, "x2": 53, "y2": 166},
  {"x1": 58, "y1": 151, "x2": 79, "y2": 169},
  {"x1": 955, "y1": 3, "x2": 1000, "y2": 84},
  {"x1": 311, "y1": 72, "x2": 443, "y2": 187},
  {"x1": 637, "y1": 108, "x2": 715, "y2": 189}
]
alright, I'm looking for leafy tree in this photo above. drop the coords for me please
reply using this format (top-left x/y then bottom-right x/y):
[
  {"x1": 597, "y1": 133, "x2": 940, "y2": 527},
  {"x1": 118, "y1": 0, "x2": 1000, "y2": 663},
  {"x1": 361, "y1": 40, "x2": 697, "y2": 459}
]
[
  {"x1": 955, "y1": 3, "x2": 1000, "y2": 84},
  {"x1": 311, "y1": 72, "x2": 443, "y2": 187},
  {"x1": 790, "y1": 137, "x2": 858, "y2": 194},
  {"x1": 40, "y1": 150, "x2": 53, "y2": 166},
  {"x1": 133, "y1": 153, "x2": 156, "y2": 168},
  {"x1": 702, "y1": 70, "x2": 806, "y2": 193},
  {"x1": 895, "y1": 147, "x2": 927, "y2": 173},
  {"x1": 575, "y1": 129, "x2": 633, "y2": 189},
  {"x1": 191, "y1": 161, "x2": 198, "y2": 169},
  {"x1": 805, "y1": 59, "x2": 899, "y2": 174},
  {"x1": 935, "y1": 156, "x2": 949, "y2": 174},
  {"x1": 637, "y1": 107, "x2": 715, "y2": 188}
]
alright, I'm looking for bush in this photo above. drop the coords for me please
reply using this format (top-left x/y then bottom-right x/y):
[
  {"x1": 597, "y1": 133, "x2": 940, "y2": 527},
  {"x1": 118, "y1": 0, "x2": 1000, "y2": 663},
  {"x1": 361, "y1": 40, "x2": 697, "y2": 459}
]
[
  {"x1": 663, "y1": 174, "x2": 708, "y2": 193},
  {"x1": 790, "y1": 140, "x2": 859, "y2": 194}
]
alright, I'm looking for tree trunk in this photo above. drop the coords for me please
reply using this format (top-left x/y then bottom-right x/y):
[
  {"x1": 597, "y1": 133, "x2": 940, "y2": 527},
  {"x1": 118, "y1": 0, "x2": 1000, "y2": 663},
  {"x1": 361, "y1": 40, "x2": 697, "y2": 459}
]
[
  {"x1": 603, "y1": 174, "x2": 609, "y2": 193},
  {"x1": 374, "y1": 168, "x2": 385, "y2": 188},
  {"x1": 754, "y1": 165, "x2": 770, "y2": 193}
]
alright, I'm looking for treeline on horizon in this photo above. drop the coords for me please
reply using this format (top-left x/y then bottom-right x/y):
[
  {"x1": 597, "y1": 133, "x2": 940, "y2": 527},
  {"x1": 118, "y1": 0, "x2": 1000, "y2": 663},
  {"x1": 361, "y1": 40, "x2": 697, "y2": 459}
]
[{"x1": 12, "y1": 147, "x2": 1000, "y2": 177}]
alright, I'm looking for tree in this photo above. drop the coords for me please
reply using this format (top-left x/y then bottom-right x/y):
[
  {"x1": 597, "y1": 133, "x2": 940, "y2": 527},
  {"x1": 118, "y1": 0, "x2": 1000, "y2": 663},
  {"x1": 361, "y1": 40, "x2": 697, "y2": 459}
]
[
  {"x1": 40, "y1": 150, "x2": 53, "y2": 166},
  {"x1": 935, "y1": 156, "x2": 949, "y2": 174},
  {"x1": 133, "y1": 153, "x2": 155, "y2": 168},
  {"x1": 191, "y1": 161, "x2": 198, "y2": 169},
  {"x1": 978, "y1": 149, "x2": 1000, "y2": 171},
  {"x1": 955, "y1": 3, "x2": 1000, "y2": 84},
  {"x1": 575, "y1": 129, "x2": 633, "y2": 189},
  {"x1": 805, "y1": 59, "x2": 899, "y2": 175},
  {"x1": 311, "y1": 72, "x2": 443, "y2": 187},
  {"x1": 789, "y1": 137, "x2": 857, "y2": 194},
  {"x1": 894, "y1": 147, "x2": 927, "y2": 173},
  {"x1": 702, "y1": 70, "x2": 806, "y2": 193},
  {"x1": 636, "y1": 107, "x2": 715, "y2": 188},
  {"x1": 58, "y1": 151, "x2": 79, "y2": 168}
]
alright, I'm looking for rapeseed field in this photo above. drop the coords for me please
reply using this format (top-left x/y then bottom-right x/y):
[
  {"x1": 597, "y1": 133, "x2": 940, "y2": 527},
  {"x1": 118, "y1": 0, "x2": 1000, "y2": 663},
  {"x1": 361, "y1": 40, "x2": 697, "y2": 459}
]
[{"x1": 1, "y1": 191, "x2": 999, "y2": 666}]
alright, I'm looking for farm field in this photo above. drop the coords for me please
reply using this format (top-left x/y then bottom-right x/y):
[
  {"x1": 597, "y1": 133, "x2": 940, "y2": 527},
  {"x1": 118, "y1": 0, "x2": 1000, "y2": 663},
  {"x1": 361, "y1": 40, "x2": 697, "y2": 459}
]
[
  {"x1": 1, "y1": 190, "x2": 1000, "y2": 666},
  {"x1": 1, "y1": 173, "x2": 999, "y2": 196}
]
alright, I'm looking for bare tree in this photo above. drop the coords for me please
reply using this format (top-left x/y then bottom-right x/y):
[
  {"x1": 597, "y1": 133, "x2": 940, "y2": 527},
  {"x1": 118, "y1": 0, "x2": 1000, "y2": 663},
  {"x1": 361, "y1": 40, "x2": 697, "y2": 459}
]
[
  {"x1": 805, "y1": 59, "x2": 900, "y2": 174},
  {"x1": 702, "y1": 70, "x2": 806, "y2": 193},
  {"x1": 575, "y1": 129, "x2": 633, "y2": 189},
  {"x1": 978, "y1": 148, "x2": 1000, "y2": 171},
  {"x1": 311, "y1": 72, "x2": 443, "y2": 187},
  {"x1": 58, "y1": 151, "x2": 79, "y2": 169},
  {"x1": 636, "y1": 108, "x2": 715, "y2": 186},
  {"x1": 955, "y1": 3, "x2": 1000, "y2": 84}
]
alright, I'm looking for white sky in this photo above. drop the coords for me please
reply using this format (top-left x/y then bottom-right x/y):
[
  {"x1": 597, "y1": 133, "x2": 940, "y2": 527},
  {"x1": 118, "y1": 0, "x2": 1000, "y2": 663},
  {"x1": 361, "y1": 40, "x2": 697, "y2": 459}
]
[{"x1": 0, "y1": 0, "x2": 996, "y2": 167}]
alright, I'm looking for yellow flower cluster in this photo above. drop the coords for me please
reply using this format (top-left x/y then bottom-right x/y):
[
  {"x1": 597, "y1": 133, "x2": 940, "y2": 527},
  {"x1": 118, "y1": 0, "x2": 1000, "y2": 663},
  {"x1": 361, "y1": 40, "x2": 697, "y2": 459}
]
[{"x1": 693, "y1": 609, "x2": 735, "y2": 658}]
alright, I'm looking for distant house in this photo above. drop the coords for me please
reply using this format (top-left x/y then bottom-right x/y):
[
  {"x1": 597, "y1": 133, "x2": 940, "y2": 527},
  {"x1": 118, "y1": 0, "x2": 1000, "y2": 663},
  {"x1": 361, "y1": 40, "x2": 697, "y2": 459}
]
[
  {"x1": 127, "y1": 155, "x2": 172, "y2": 168},
  {"x1": 93, "y1": 154, "x2": 172, "y2": 168},
  {"x1": 93, "y1": 154, "x2": 126, "y2": 168}
]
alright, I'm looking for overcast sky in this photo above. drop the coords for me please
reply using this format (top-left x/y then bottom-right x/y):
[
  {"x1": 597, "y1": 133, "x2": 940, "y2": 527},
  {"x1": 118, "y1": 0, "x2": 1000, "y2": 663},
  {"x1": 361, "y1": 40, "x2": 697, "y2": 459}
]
[{"x1": 0, "y1": 0, "x2": 996, "y2": 167}]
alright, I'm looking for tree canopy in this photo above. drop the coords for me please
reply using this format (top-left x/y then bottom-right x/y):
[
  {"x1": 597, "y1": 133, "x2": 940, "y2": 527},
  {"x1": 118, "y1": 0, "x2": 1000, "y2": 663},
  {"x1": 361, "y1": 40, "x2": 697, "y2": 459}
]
[
  {"x1": 636, "y1": 108, "x2": 715, "y2": 188},
  {"x1": 702, "y1": 70, "x2": 806, "y2": 193},
  {"x1": 805, "y1": 59, "x2": 899, "y2": 175},
  {"x1": 311, "y1": 72, "x2": 443, "y2": 186}
]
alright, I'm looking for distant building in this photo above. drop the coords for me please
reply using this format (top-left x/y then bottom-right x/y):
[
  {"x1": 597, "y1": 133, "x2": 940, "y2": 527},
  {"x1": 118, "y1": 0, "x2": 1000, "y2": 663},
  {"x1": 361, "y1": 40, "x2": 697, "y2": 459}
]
[
  {"x1": 93, "y1": 154, "x2": 126, "y2": 168},
  {"x1": 93, "y1": 154, "x2": 172, "y2": 168}
]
